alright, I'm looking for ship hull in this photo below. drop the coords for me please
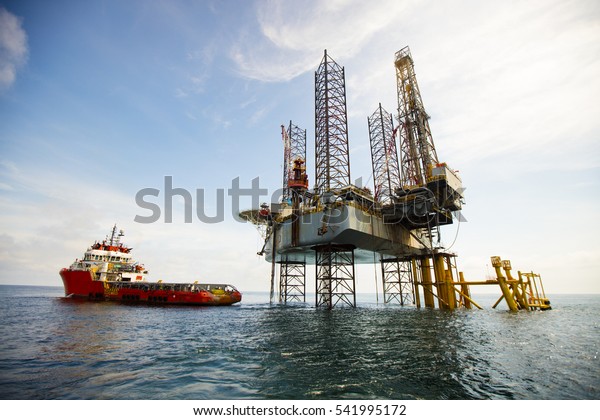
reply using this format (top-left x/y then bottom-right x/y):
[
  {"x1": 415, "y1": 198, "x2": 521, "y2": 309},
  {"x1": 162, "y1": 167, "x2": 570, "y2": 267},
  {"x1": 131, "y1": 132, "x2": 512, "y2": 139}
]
[{"x1": 60, "y1": 269, "x2": 242, "y2": 306}]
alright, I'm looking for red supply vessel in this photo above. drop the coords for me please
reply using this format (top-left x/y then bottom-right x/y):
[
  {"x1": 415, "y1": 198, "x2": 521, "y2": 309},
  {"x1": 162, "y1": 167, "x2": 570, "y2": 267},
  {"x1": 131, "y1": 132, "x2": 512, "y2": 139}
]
[{"x1": 60, "y1": 225, "x2": 242, "y2": 306}]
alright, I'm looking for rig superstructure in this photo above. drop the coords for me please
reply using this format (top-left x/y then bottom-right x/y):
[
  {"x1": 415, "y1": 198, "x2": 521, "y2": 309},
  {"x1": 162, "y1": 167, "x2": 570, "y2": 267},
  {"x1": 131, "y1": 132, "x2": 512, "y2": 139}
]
[{"x1": 242, "y1": 47, "x2": 549, "y2": 311}]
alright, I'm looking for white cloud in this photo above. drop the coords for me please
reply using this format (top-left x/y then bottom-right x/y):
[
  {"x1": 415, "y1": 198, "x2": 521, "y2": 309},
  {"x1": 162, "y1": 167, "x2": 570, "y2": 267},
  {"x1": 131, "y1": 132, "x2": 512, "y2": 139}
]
[
  {"x1": 174, "y1": 87, "x2": 188, "y2": 98},
  {"x1": 201, "y1": 108, "x2": 232, "y2": 129},
  {"x1": 248, "y1": 104, "x2": 271, "y2": 126},
  {"x1": 230, "y1": 0, "x2": 412, "y2": 82},
  {"x1": 177, "y1": 43, "x2": 216, "y2": 96},
  {"x1": 0, "y1": 6, "x2": 28, "y2": 91}
]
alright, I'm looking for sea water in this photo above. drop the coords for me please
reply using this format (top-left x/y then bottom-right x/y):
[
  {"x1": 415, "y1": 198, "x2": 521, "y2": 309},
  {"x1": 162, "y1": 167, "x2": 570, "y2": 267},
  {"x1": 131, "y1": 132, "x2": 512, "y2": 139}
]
[{"x1": 0, "y1": 285, "x2": 598, "y2": 399}]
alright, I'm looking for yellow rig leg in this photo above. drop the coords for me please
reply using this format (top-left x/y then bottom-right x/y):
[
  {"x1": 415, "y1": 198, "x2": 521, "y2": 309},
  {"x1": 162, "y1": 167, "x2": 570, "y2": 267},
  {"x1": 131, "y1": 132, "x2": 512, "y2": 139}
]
[
  {"x1": 444, "y1": 255, "x2": 457, "y2": 310},
  {"x1": 459, "y1": 272, "x2": 472, "y2": 309},
  {"x1": 492, "y1": 256, "x2": 518, "y2": 311},
  {"x1": 502, "y1": 260, "x2": 529, "y2": 310},
  {"x1": 412, "y1": 259, "x2": 421, "y2": 309},
  {"x1": 433, "y1": 255, "x2": 449, "y2": 309},
  {"x1": 421, "y1": 258, "x2": 435, "y2": 308},
  {"x1": 445, "y1": 270, "x2": 456, "y2": 310},
  {"x1": 516, "y1": 271, "x2": 530, "y2": 310}
]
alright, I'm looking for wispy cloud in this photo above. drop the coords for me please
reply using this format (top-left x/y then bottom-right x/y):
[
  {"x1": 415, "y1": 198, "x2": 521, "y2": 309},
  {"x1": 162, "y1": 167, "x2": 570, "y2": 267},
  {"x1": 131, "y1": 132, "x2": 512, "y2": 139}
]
[
  {"x1": 0, "y1": 6, "x2": 28, "y2": 91},
  {"x1": 230, "y1": 0, "x2": 411, "y2": 82},
  {"x1": 201, "y1": 108, "x2": 232, "y2": 129},
  {"x1": 248, "y1": 104, "x2": 271, "y2": 126},
  {"x1": 177, "y1": 42, "x2": 217, "y2": 96}
]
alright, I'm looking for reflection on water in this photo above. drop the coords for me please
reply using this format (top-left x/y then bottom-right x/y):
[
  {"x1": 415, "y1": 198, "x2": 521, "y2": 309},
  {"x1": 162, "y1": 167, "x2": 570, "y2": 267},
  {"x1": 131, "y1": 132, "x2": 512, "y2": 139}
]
[
  {"x1": 255, "y1": 307, "x2": 501, "y2": 399},
  {"x1": 0, "y1": 286, "x2": 598, "y2": 399}
]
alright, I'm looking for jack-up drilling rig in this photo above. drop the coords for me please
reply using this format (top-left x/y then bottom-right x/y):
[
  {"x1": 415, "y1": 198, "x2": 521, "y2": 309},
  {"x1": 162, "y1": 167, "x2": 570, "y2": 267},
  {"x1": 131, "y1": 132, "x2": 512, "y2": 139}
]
[{"x1": 241, "y1": 47, "x2": 550, "y2": 311}]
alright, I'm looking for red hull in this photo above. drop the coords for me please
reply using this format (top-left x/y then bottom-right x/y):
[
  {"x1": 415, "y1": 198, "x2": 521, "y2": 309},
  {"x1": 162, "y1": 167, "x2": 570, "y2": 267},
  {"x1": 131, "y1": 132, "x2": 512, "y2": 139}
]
[{"x1": 60, "y1": 269, "x2": 242, "y2": 306}]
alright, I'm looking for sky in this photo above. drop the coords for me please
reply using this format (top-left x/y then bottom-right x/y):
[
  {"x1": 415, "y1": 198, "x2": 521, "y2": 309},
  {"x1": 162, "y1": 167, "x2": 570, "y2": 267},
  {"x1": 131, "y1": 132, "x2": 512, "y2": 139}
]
[{"x1": 0, "y1": 0, "x2": 599, "y2": 296}]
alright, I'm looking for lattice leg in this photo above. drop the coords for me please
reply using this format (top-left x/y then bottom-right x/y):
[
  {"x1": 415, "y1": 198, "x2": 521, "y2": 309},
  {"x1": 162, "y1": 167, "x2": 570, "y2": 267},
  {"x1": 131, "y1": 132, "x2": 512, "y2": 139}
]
[
  {"x1": 279, "y1": 259, "x2": 306, "y2": 303},
  {"x1": 381, "y1": 258, "x2": 415, "y2": 305},
  {"x1": 315, "y1": 245, "x2": 356, "y2": 309}
]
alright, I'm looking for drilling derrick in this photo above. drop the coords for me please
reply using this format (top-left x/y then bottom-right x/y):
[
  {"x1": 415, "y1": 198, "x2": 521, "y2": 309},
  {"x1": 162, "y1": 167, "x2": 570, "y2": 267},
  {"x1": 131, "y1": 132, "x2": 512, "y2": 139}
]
[
  {"x1": 386, "y1": 46, "x2": 464, "y2": 231},
  {"x1": 395, "y1": 47, "x2": 438, "y2": 187}
]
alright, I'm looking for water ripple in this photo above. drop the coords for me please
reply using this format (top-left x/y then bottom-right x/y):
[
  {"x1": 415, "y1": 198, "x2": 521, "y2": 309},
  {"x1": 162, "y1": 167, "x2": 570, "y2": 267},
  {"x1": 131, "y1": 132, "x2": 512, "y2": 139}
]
[{"x1": 0, "y1": 287, "x2": 598, "y2": 399}]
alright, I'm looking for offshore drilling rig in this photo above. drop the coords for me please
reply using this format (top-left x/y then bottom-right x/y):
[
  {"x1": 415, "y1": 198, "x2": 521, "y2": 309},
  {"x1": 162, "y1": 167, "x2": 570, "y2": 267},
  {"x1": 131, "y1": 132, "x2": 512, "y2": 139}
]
[{"x1": 241, "y1": 47, "x2": 550, "y2": 311}]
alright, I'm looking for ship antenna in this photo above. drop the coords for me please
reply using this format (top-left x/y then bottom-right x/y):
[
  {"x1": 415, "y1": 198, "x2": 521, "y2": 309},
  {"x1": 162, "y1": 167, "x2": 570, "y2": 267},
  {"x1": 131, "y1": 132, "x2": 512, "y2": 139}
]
[{"x1": 109, "y1": 224, "x2": 118, "y2": 246}]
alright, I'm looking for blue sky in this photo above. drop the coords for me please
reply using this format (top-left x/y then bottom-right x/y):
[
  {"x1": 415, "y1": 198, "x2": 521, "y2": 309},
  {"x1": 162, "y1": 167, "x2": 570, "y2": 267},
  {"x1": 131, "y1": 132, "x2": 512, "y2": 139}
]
[{"x1": 1, "y1": 0, "x2": 599, "y2": 295}]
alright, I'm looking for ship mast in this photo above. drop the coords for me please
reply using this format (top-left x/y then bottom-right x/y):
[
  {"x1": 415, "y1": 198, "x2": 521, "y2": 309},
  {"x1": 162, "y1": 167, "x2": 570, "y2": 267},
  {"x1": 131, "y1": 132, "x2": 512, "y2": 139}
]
[{"x1": 107, "y1": 224, "x2": 124, "y2": 247}]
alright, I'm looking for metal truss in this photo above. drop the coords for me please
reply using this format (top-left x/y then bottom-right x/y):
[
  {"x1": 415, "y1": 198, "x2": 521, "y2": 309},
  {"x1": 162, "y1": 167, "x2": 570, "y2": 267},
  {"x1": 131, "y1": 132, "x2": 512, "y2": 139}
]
[
  {"x1": 395, "y1": 46, "x2": 439, "y2": 187},
  {"x1": 315, "y1": 244, "x2": 356, "y2": 309},
  {"x1": 282, "y1": 121, "x2": 307, "y2": 202},
  {"x1": 381, "y1": 258, "x2": 415, "y2": 305},
  {"x1": 279, "y1": 259, "x2": 306, "y2": 303},
  {"x1": 315, "y1": 50, "x2": 351, "y2": 194},
  {"x1": 368, "y1": 103, "x2": 402, "y2": 205}
]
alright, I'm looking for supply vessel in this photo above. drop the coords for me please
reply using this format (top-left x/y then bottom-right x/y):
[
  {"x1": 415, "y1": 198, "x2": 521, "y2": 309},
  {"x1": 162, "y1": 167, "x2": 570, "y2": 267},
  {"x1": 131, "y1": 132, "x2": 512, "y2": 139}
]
[{"x1": 59, "y1": 225, "x2": 242, "y2": 306}]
